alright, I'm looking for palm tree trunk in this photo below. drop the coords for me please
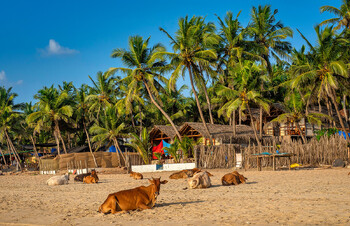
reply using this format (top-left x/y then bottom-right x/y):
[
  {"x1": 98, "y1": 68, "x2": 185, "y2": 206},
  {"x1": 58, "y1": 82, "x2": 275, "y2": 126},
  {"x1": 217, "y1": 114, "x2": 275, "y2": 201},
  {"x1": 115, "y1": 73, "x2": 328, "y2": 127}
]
[
  {"x1": 5, "y1": 131, "x2": 22, "y2": 170},
  {"x1": 30, "y1": 135, "x2": 41, "y2": 166},
  {"x1": 201, "y1": 79, "x2": 214, "y2": 124},
  {"x1": 232, "y1": 111, "x2": 236, "y2": 137},
  {"x1": 239, "y1": 107, "x2": 242, "y2": 125},
  {"x1": 55, "y1": 121, "x2": 67, "y2": 154},
  {"x1": 295, "y1": 121, "x2": 307, "y2": 144},
  {"x1": 329, "y1": 90, "x2": 349, "y2": 140},
  {"x1": 53, "y1": 130, "x2": 61, "y2": 156},
  {"x1": 343, "y1": 94, "x2": 349, "y2": 126},
  {"x1": 0, "y1": 147, "x2": 7, "y2": 165},
  {"x1": 143, "y1": 79, "x2": 182, "y2": 141},
  {"x1": 83, "y1": 122, "x2": 98, "y2": 168},
  {"x1": 139, "y1": 102, "x2": 143, "y2": 139},
  {"x1": 262, "y1": 54, "x2": 273, "y2": 78},
  {"x1": 187, "y1": 65, "x2": 212, "y2": 145},
  {"x1": 259, "y1": 106, "x2": 263, "y2": 139},
  {"x1": 113, "y1": 138, "x2": 126, "y2": 166},
  {"x1": 247, "y1": 104, "x2": 262, "y2": 148}
]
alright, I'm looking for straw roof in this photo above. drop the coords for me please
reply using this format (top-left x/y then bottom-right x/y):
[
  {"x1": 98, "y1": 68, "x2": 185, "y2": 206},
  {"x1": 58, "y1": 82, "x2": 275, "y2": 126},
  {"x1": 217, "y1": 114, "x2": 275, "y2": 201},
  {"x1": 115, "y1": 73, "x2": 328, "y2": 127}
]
[
  {"x1": 150, "y1": 125, "x2": 181, "y2": 140},
  {"x1": 179, "y1": 122, "x2": 255, "y2": 141}
]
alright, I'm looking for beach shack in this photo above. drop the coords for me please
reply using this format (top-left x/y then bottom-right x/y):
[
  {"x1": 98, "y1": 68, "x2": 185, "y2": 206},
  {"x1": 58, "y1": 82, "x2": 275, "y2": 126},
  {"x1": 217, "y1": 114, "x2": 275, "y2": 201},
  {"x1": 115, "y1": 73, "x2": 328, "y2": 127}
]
[
  {"x1": 178, "y1": 122, "x2": 256, "y2": 145},
  {"x1": 150, "y1": 125, "x2": 180, "y2": 146}
]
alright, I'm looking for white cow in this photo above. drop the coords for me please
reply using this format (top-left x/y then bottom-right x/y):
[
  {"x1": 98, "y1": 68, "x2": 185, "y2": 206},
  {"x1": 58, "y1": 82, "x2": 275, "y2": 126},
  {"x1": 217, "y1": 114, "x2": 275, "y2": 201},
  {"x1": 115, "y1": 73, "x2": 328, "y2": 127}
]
[
  {"x1": 188, "y1": 171, "x2": 211, "y2": 189},
  {"x1": 46, "y1": 173, "x2": 69, "y2": 186}
]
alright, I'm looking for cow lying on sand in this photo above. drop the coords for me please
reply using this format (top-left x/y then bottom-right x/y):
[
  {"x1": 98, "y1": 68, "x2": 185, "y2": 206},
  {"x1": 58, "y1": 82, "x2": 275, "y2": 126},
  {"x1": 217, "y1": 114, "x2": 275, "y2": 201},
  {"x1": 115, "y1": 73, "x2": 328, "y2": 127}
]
[
  {"x1": 221, "y1": 171, "x2": 247, "y2": 186},
  {"x1": 188, "y1": 171, "x2": 211, "y2": 189},
  {"x1": 169, "y1": 168, "x2": 202, "y2": 179},
  {"x1": 99, "y1": 177, "x2": 168, "y2": 214},
  {"x1": 74, "y1": 169, "x2": 99, "y2": 183},
  {"x1": 130, "y1": 171, "x2": 143, "y2": 180},
  {"x1": 46, "y1": 173, "x2": 69, "y2": 186}
]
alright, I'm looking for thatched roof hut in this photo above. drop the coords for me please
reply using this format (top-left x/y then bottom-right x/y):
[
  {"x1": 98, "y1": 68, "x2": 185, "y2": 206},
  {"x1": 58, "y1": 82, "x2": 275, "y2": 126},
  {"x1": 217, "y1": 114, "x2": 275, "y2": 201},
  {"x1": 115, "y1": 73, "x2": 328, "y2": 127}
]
[
  {"x1": 150, "y1": 125, "x2": 180, "y2": 145},
  {"x1": 179, "y1": 122, "x2": 256, "y2": 145}
]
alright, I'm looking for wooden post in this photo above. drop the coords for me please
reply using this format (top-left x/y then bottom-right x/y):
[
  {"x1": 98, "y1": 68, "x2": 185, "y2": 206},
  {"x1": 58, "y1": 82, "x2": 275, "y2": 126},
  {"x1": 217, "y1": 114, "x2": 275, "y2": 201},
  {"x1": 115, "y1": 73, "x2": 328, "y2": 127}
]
[
  {"x1": 126, "y1": 155, "x2": 131, "y2": 173},
  {"x1": 273, "y1": 155, "x2": 276, "y2": 171}
]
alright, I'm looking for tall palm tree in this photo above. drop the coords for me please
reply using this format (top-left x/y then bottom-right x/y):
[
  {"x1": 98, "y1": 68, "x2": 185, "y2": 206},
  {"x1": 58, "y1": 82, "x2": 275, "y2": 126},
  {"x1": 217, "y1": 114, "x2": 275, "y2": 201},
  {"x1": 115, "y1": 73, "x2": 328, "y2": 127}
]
[
  {"x1": 75, "y1": 84, "x2": 98, "y2": 167},
  {"x1": 160, "y1": 16, "x2": 220, "y2": 143},
  {"x1": 87, "y1": 71, "x2": 116, "y2": 122},
  {"x1": 0, "y1": 87, "x2": 22, "y2": 169},
  {"x1": 90, "y1": 105, "x2": 127, "y2": 165},
  {"x1": 320, "y1": 0, "x2": 350, "y2": 30},
  {"x1": 216, "y1": 60, "x2": 270, "y2": 146},
  {"x1": 27, "y1": 86, "x2": 73, "y2": 155},
  {"x1": 291, "y1": 25, "x2": 350, "y2": 139},
  {"x1": 108, "y1": 35, "x2": 182, "y2": 141},
  {"x1": 247, "y1": 5, "x2": 293, "y2": 77}
]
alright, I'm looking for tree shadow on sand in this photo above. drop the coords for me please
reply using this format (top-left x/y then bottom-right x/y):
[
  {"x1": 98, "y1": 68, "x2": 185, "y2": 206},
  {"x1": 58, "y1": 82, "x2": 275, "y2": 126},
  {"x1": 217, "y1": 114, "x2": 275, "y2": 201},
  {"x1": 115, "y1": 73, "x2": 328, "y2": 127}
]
[{"x1": 156, "y1": 200, "x2": 204, "y2": 207}]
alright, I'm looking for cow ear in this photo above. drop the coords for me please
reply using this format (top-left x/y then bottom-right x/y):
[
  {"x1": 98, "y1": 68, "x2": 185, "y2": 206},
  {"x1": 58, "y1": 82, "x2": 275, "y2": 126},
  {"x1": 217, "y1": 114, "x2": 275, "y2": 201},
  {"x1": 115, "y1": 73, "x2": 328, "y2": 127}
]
[
  {"x1": 148, "y1": 179, "x2": 153, "y2": 184},
  {"x1": 160, "y1": 180, "x2": 168, "y2": 184}
]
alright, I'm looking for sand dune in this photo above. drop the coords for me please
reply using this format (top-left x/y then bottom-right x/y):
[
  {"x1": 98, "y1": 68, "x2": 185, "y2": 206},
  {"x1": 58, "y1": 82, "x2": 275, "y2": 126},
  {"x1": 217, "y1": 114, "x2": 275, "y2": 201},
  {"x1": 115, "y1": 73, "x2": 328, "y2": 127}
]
[{"x1": 0, "y1": 168, "x2": 349, "y2": 225}]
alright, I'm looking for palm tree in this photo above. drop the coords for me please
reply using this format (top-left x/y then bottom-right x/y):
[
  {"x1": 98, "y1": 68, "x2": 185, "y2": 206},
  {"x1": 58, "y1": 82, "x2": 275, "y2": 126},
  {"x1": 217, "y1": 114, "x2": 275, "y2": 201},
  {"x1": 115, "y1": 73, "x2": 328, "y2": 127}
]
[
  {"x1": 291, "y1": 25, "x2": 349, "y2": 139},
  {"x1": 0, "y1": 87, "x2": 22, "y2": 169},
  {"x1": 320, "y1": 0, "x2": 350, "y2": 30},
  {"x1": 216, "y1": 60, "x2": 270, "y2": 146},
  {"x1": 108, "y1": 35, "x2": 182, "y2": 141},
  {"x1": 247, "y1": 5, "x2": 293, "y2": 77},
  {"x1": 27, "y1": 86, "x2": 73, "y2": 155},
  {"x1": 75, "y1": 85, "x2": 98, "y2": 167},
  {"x1": 90, "y1": 105, "x2": 127, "y2": 165},
  {"x1": 87, "y1": 71, "x2": 116, "y2": 122},
  {"x1": 160, "y1": 16, "x2": 220, "y2": 143},
  {"x1": 272, "y1": 92, "x2": 330, "y2": 143},
  {"x1": 127, "y1": 128, "x2": 151, "y2": 164}
]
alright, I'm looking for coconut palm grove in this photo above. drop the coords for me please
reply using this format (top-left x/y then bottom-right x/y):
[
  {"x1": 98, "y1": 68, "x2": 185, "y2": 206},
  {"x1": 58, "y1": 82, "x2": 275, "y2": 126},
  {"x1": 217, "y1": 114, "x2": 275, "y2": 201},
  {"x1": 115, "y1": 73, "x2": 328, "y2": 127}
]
[{"x1": 1, "y1": 1, "x2": 350, "y2": 166}]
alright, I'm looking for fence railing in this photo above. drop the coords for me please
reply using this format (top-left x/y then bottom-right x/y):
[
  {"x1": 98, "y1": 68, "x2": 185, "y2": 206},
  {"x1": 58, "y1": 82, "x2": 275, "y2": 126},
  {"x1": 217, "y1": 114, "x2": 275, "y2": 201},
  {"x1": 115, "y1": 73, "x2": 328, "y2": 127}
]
[{"x1": 194, "y1": 135, "x2": 349, "y2": 170}]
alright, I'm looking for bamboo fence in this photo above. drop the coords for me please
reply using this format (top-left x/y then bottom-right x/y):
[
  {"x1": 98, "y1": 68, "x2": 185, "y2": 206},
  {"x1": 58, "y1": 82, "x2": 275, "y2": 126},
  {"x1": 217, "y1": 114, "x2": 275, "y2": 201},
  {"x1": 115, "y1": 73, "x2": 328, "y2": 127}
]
[{"x1": 194, "y1": 135, "x2": 349, "y2": 169}]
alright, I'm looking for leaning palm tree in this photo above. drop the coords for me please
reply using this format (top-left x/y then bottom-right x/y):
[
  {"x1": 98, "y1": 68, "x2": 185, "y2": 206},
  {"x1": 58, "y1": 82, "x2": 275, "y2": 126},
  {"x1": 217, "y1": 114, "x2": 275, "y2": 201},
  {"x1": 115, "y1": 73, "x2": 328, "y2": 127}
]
[
  {"x1": 160, "y1": 16, "x2": 220, "y2": 143},
  {"x1": 107, "y1": 35, "x2": 182, "y2": 141},
  {"x1": 320, "y1": 0, "x2": 350, "y2": 30},
  {"x1": 247, "y1": 5, "x2": 293, "y2": 77},
  {"x1": 90, "y1": 105, "x2": 127, "y2": 165},
  {"x1": 291, "y1": 25, "x2": 349, "y2": 139},
  {"x1": 27, "y1": 86, "x2": 73, "y2": 155}
]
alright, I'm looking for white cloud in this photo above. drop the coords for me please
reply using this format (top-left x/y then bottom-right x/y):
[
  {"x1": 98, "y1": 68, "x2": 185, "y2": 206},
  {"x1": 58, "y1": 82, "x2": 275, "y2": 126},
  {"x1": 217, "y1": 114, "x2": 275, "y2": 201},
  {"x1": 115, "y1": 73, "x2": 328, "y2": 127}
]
[
  {"x1": 39, "y1": 39, "x2": 79, "y2": 56},
  {"x1": 0, "y1": 70, "x2": 23, "y2": 87},
  {"x1": 0, "y1": 70, "x2": 6, "y2": 81}
]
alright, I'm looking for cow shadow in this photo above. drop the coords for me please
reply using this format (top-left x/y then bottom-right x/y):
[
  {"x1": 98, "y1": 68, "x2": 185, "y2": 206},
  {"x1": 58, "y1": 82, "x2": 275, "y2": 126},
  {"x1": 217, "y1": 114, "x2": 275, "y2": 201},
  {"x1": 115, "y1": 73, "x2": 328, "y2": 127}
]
[
  {"x1": 157, "y1": 200, "x2": 204, "y2": 207},
  {"x1": 246, "y1": 181, "x2": 258, "y2": 184}
]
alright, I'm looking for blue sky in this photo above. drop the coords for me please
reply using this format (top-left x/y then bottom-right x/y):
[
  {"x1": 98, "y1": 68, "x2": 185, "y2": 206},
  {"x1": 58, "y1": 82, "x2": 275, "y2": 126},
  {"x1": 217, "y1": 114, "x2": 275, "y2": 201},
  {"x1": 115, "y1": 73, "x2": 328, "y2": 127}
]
[{"x1": 0, "y1": 0, "x2": 338, "y2": 104}]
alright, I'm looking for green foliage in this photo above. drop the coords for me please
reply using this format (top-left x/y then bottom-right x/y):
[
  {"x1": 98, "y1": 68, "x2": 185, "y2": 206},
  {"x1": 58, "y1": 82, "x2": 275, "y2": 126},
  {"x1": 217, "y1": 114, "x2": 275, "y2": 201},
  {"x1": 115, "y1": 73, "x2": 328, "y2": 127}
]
[
  {"x1": 163, "y1": 138, "x2": 180, "y2": 163},
  {"x1": 127, "y1": 128, "x2": 151, "y2": 164},
  {"x1": 315, "y1": 128, "x2": 339, "y2": 141}
]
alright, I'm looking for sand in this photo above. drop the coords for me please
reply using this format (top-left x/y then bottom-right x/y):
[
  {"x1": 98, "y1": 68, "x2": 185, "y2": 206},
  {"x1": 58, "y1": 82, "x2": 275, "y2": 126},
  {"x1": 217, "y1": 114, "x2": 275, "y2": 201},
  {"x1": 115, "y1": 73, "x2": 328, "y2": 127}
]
[{"x1": 0, "y1": 168, "x2": 349, "y2": 225}]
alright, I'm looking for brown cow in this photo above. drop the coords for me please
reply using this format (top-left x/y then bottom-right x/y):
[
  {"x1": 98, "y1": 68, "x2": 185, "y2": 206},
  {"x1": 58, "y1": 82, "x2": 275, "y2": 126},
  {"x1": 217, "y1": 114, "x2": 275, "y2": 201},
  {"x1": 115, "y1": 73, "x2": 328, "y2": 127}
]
[
  {"x1": 74, "y1": 169, "x2": 99, "y2": 182},
  {"x1": 98, "y1": 177, "x2": 168, "y2": 214},
  {"x1": 169, "y1": 168, "x2": 202, "y2": 179},
  {"x1": 83, "y1": 175, "x2": 97, "y2": 184},
  {"x1": 221, "y1": 171, "x2": 247, "y2": 186},
  {"x1": 130, "y1": 171, "x2": 143, "y2": 180}
]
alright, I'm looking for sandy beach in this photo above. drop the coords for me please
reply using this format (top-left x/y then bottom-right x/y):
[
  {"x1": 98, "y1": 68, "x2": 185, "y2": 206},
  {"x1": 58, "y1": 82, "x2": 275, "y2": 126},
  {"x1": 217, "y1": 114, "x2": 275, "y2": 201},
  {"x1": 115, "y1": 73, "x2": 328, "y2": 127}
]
[{"x1": 0, "y1": 168, "x2": 349, "y2": 226}]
